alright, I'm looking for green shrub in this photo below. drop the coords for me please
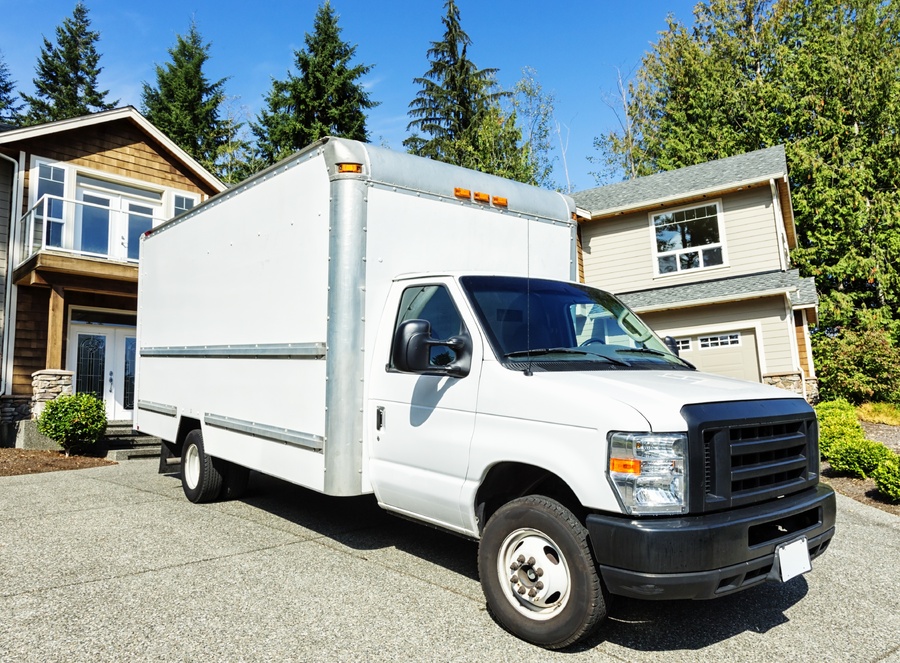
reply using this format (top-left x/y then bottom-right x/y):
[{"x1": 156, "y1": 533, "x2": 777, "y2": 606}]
[
  {"x1": 872, "y1": 455, "x2": 900, "y2": 503},
  {"x1": 826, "y1": 437, "x2": 894, "y2": 479},
  {"x1": 815, "y1": 399, "x2": 866, "y2": 457},
  {"x1": 36, "y1": 393, "x2": 108, "y2": 456},
  {"x1": 813, "y1": 326, "x2": 900, "y2": 404}
]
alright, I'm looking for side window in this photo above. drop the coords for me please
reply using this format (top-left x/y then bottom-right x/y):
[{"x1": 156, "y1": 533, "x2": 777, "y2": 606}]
[{"x1": 393, "y1": 285, "x2": 466, "y2": 367}]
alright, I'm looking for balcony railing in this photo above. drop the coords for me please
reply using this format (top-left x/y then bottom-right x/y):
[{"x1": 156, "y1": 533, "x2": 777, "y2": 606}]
[{"x1": 17, "y1": 195, "x2": 166, "y2": 268}]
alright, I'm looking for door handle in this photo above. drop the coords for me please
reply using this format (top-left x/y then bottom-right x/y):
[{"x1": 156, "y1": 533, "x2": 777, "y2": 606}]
[
  {"x1": 376, "y1": 406, "x2": 385, "y2": 430},
  {"x1": 109, "y1": 370, "x2": 113, "y2": 393}
]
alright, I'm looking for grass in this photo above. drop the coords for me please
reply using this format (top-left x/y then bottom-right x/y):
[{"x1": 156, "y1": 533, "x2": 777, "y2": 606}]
[{"x1": 857, "y1": 402, "x2": 900, "y2": 426}]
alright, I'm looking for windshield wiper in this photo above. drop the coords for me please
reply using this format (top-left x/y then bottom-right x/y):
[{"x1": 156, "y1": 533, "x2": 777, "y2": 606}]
[
  {"x1": 616, "y1": 347, "x2": 693, "y2": 367},
  {"x1": 505, "y1": 348, "x2": 629, "y2": 366}
]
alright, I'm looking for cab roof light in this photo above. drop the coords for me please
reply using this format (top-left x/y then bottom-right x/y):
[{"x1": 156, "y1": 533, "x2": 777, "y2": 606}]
[
  {"x1": 473, "y1": 191, "x2": 490, "y2": 203},
  {"x1": 454, "y1": 187, "x2": 472, "y2": 200},
  {"x1": 492, "y1": 196, "x2": 508, "y2": 208},
  {"x1": 337, "y1": 163, "x2": 363, "y2": 174}
]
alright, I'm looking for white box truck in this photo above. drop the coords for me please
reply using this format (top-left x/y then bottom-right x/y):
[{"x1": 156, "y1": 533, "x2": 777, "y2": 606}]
[{"x1": 135, "y1": 137, "x2": 835, "y2": 649}]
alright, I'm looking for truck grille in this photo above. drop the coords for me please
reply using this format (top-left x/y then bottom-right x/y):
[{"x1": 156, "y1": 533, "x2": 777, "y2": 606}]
[{"x1": 682, "y1": 399, "x2": 819, "y2": 513}]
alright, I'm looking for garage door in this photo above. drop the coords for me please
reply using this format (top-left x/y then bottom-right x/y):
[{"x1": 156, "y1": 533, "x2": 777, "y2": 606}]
[{"x1": 675, "y1": 329, "x2": 761, "y2": 382}]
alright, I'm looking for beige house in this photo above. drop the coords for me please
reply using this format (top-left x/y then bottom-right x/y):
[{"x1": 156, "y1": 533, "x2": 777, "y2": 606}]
[
  {"x1": 573, "y1": 145, "x2": 818, "y2": 399},
  {"x1": 0, "y1": 107, "x2": 225, "y2": 429}
]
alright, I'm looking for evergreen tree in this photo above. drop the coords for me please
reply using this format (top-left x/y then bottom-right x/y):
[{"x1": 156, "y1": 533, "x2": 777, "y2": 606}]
[
  {"x1": 252, "y1": 1, "x2": 377, "y2": 166},
  {"x1": 594, "y1": 0, "x2": 900, "y2": 335},
  {"x1": 404, "y1": 0, "x2": 502, "y2": 163},
  {"x1": 22, "y1": 2, "x2": 116, "y2": 124},
  {"x1": 0, "y1": 51, "x2": 24, "y2": 126},
  {"x1": 142, "y1": 21, "x2": 233, "y2": 177}
]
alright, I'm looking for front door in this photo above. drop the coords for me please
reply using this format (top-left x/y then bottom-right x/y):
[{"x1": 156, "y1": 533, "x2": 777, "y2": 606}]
[{"x1": 67, "y1": 325, "x2": 136, "y2": 421}]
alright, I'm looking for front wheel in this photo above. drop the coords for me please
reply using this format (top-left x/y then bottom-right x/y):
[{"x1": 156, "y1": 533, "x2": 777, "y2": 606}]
[{"x1": 478, "y1": 496, "x2": 607, "y2": 649}]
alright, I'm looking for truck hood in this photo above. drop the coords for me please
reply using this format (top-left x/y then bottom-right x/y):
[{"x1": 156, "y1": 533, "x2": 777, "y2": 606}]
[{"x1": 478, "y1": 364, "x2": 803, "y2": 433}]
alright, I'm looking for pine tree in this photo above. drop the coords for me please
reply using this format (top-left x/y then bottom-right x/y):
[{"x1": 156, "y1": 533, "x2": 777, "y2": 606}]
[
  {"x1": 252, "y1": 1, "x2": 377, "y2": 166},
  {"x1": 0, "y1": 51, "x2": 24, "y2": 126},
  {"x1": 142, "y1": 21, "x2": 233, "y2": 177},
  {"x1": 404, "y1": 0, "x2": 502, "y2": 163},
  {"x1": 594, "y1": 0, "x2": 900, "y2": 335},
  {"x1": 21, "y1": 2, "x2": 116, "y2": 124}
]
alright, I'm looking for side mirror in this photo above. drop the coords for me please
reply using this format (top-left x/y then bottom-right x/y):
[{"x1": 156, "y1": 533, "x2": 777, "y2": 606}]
[
  {"x1": 664, "y1": 335, "x2": 680, "y2": 357},
  {"x1": 392, "y1": 319, "x2": 471, "y2": 377}
]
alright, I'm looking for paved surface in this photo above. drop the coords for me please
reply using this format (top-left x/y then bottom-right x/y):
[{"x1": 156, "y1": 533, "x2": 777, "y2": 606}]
[{"x1": 1, "y1": 460, "x2": 898, "y2": 662}]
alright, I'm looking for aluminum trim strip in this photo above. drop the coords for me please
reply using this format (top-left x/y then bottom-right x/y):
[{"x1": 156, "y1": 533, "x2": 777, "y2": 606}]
[
  {"x1": 204, "y1": 413, "x2": 324, "y2": 452},
  {"x1": 140, "y1": 343, "x2": 326, "y2": 359},
  {"x1": 137, "y1": 400, "x2": 177, "y2": 417}
]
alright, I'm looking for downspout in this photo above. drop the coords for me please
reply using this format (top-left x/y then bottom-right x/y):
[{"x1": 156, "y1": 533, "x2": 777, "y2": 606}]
[{"x1": 0, "y1": 151, "x2": 20, "y2": 396}]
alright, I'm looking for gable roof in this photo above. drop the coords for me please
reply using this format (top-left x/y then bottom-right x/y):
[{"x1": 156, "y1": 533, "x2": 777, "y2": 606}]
[
  {"x1": 572, "y1": 144, "x2": 796, "y2": 248},
  {"x1": 0, "y1": 106, "x2": 225, "y2": 193},
  {"x1": 573, "y1": 145, "x2": 786, "y2": 214}
]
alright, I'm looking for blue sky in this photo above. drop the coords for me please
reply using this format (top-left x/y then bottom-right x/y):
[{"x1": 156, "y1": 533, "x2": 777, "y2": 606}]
[{"x1": 0, "y1": 0, "x2": 699, "y2": 191}]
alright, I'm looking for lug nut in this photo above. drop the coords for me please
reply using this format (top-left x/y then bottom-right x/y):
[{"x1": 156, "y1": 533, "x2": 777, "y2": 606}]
[
  {"x1": 536, "y1": 568, "x2": 544, "y2": 577},
  {"x1": 528, "y1": 588, "x2": 537, "y2": 597},
  {"x1": 510, "y1": 576, "x2": 519, "y2": 584},
  {"x1": 517, "y1": 554, "x2": 526, "y2": 564},
  {"x1": 517, "y1": 586, "x2": 527, "y2": 595},
  {"x1": 535, "y1": 581, "x2": 544, "y2": 590},
  {"x1": 509, "y1": 562, "x2": 520, "y2": 571},
  {"x1": 527, "y1": 557, "x2": 536, "y2": 566}
]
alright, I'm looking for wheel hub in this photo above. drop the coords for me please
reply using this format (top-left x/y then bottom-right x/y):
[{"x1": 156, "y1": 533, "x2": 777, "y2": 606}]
[{"x1": 499, "y1": 529, "x2": 571, "y2": 618}]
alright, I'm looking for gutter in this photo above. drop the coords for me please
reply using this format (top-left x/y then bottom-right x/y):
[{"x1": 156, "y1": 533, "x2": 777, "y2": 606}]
[{"x1": 0, "y1": 150, "x2": 20, "y2": 395}]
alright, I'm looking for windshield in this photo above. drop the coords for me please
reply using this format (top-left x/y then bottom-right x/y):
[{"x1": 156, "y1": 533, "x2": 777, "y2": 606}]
[{"x1": 460, "y1": 276, "x2": 691, "y2": 371}]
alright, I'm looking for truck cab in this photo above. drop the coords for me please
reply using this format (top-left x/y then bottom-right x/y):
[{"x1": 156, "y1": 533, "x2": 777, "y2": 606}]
[{"x1": 370, "y1": 272, "x2": 835, "y2": 648}]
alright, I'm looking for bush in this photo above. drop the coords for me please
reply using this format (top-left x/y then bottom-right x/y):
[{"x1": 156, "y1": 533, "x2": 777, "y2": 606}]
[
  {"x1": 813, "y1": 326, "x2": 900, "y2": 404},
  {"x1": 36, "y1": 393, "x2": 108, "y2": 456},
  {"x1": 826, "y1": 437, "x2": 895, "y2": 479},
  {"x1": 872, "y1": 455, "x2": 900, "y2": 503},
  {"x1": 815, "y1": 399, "x2": 866, "y2": 457}
]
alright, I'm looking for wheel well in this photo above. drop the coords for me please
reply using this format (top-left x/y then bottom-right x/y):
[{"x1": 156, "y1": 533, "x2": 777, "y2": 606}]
[
  {"x1": 174, "y1": 416, "x2": 201, "y2": 452},
  {"x1": 475, "y1": 463, "x2": 585, "y2": 535}
]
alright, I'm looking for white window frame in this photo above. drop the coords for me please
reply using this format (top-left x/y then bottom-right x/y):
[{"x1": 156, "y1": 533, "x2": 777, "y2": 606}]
[
  {"x1": 674, "y1": 338, "x2": 692, "y2": 353},
  {"x1": 699, "y1": 332, "x2": 742, "y2": 349},
  {"x1": 650, "y1": 200, "x2": 728, "y2": 277}
]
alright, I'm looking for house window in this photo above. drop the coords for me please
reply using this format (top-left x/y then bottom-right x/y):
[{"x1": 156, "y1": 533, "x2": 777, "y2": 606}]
[
  {"x1": 174, "y1": 195, "x2": 196, "y2": 216},
  {"x1": 652, "y1": 203, "x2": 725, "y2": 275},
  {"x1": 699, "y1": 333, "x2": 740, "y2": 349},
  {"x1": 35, "y1": 162, "x2": 67, "y2": 247},
  {"x1": 675, "y1": 338, "x2": 692, "y2": 352}
]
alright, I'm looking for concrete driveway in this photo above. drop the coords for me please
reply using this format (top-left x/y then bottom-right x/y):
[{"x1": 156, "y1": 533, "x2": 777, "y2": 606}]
[{"x1": 1, "y1": 459, "x2": 898, "y2": 662}]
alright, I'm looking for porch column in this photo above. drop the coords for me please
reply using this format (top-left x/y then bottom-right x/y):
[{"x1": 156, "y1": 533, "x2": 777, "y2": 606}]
[{"x1": 46, "y1": 285, "x2": 65, "y2": 370}]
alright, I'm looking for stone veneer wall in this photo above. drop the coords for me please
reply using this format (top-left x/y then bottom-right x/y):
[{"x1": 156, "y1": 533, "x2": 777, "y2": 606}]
[
  {"x1": 31, "y1": 369, "x2": 74, "y2": 419},
  {"x1": 763, "y1": 373, "x2": 819, "y2": 404},
  {"x1": 1, "y1": 395, "x2": 33, "y2": 423}
]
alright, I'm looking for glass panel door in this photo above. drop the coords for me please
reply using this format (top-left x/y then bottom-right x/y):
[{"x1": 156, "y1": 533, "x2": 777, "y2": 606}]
[
  {"x1": 75, "y1": 333, "x2": 107, "y2": 399},
  {"x1": 78, "y1": 193, "x2": 111, "y2": 256},
  {"x1": 126, "y1": 204, "x2": 153, "y2": 260}
]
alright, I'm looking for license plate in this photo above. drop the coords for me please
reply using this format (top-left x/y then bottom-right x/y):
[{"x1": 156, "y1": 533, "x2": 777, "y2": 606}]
[{"x1": 777, "y1": 537, "x2": 811, "y2": 582}]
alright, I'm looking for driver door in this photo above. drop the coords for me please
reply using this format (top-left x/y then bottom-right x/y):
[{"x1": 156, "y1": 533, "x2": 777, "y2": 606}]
[{"x1": 368, "y1": 281, "x2": 482, "y2": 531}]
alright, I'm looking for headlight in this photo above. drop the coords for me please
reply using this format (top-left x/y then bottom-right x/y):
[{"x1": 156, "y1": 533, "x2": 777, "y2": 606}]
[{"x1": 608, "y1": 432, "x2": 687, "y2": 515}]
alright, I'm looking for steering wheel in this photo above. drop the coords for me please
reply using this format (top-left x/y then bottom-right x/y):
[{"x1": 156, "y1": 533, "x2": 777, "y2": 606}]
[{"x1": 579, "y1": 338, "x2": 605, "y2": 347}]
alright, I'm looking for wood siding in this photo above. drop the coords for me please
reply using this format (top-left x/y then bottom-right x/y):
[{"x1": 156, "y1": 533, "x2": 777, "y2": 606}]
[
  {"x1": 0, "y1": 159, "x2": 10, "y2": 338},
  {"x1": 795, "y1": 310, "x2": 813, "y2": 377},
  {"x1": 582, "y1": 186, "x2": 783, "y2": 294},
  {"x1": 16, "y1": 120, "x2": 215, "y2": 202},
  {"x1": 639, "y1": 295, "x2": 795, "y2": 375}
]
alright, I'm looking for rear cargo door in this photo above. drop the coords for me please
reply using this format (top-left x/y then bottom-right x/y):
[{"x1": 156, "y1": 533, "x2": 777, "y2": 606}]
[{"x1": 368, "y1": 281, "x2": 482, "y2": 531}]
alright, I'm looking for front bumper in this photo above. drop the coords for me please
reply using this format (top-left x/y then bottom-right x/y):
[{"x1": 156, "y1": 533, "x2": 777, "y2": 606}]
[{"x1": 586, "y1": 484, "x2": 836, "y2": 600}]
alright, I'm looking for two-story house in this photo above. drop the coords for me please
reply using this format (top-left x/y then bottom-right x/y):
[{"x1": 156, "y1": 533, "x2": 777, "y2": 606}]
[
  {"x1": 573, "y1": 145, "x2": 818, "y2": 400},
  {"x1": 0, "y1": 107, "x2": 225, "y2": 429}
]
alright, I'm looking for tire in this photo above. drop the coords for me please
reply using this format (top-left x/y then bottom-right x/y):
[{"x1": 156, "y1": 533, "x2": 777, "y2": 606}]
[
  {"x1": 181, "y1": 429, "x2": 224, "y2": 503},
  {"x1": 478, "y1": 495, "x2": 607, "y2": 649},
  {"x1": 221, "y1": 462, "x2": 250, "y2": 501}
]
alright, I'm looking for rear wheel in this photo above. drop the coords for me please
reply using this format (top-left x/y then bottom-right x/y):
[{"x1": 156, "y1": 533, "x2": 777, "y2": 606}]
[
  {"x1": 478, "y1": 495, "x2": 607, "y2": 649},
  {"x1": 181, "y1": 429, "x2": 223, "y2": 503}
]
